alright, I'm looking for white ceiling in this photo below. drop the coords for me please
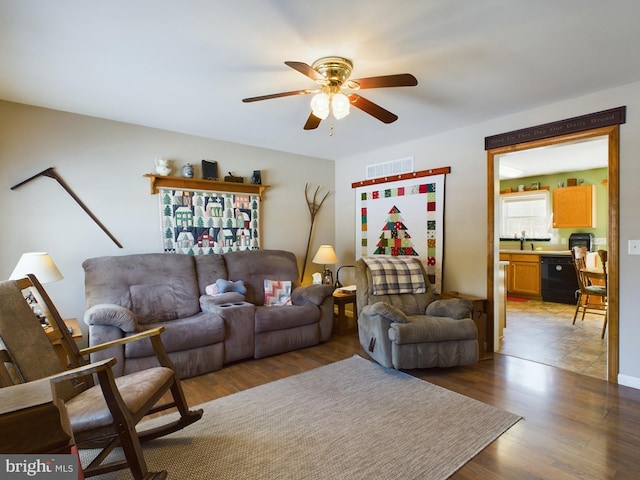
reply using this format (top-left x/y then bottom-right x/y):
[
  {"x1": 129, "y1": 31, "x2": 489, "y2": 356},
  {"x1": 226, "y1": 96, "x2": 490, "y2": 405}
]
[
  {"x1": 497, "y1": 136, "x2": 609, "y2": 179},
  {"x1": 2, "y1": 1, "x2": 640, "y2": 161}
]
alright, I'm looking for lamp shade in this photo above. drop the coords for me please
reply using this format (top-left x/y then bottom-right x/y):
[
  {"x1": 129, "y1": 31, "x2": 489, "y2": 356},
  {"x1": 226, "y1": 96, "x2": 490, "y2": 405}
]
[
  {"x1": 312, "y1": 245, "x2": 338, "y2": 265},
  {"x1": 9, "y1": 252, "x2": 63, "y2": 284},
  {"x1": 310, "y1": 92, "x2": 330, "y2": 120},
  {"x1": 331, "y1": 92, "x2": 350, "y2": 120}
]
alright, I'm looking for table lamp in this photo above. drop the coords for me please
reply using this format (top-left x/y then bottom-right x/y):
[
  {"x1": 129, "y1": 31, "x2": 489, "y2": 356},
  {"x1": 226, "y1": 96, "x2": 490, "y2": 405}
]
[
  {"x1": 9, "y1": 252, "x2": 63, "y2": 324},
  {"x1": 312, "y1": 245, "x2": 338, "y2": 285}
]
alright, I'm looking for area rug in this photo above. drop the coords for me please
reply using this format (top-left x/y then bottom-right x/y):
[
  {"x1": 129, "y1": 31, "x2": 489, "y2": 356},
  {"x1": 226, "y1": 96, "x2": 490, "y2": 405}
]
[{"x1": 88, "y1": 355, "x2": 521, "y2": 479}]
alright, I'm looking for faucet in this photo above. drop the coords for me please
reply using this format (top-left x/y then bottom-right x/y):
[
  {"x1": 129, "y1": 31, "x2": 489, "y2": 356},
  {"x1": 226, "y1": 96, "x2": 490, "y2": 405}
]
[{"x1": 519, "y1": 230, "x2": 526, "y2": 250}]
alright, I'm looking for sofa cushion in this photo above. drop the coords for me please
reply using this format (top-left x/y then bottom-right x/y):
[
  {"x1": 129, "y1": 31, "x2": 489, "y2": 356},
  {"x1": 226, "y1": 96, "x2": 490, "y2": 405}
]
[
  {"x1": 193, "y1": 254, "x2": 228, "y2": 295},
  {"x1": 125, "y1": 312, "x2": 225, "y2": 358},
  {"x1": 130, "y1": 284, "x2": 178, "y2": 324},
  {"x1": 83, "y1": 253, "x2": 201, "y2": 320},
  {"x1": 224, "y1": 250, "x2": 299, "y2": 306},
  {"x1": 254, "y1": 304, "x2": 319, "y2": 333}
]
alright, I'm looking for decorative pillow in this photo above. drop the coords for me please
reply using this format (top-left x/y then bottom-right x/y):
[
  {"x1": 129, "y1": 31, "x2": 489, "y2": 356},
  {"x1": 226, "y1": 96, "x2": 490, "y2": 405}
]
[
  {"x1": 215, "y1": 279, "x2": 247, "y2": 295},
  {"x1": 264, "y1": 280, "x2": 292, "y2": 306}
]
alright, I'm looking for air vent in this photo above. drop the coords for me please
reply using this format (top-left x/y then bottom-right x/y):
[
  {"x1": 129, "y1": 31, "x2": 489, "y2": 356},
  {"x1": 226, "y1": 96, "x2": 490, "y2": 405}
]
[{"x1": 366, "y1": 157, "x2": 414, "y2": 180}]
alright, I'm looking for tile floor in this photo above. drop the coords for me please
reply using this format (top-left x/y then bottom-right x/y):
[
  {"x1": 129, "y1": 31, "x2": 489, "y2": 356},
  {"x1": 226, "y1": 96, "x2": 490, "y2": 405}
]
[{"x1": 498, "y1": 298, "x2": 607, "y2": 380}]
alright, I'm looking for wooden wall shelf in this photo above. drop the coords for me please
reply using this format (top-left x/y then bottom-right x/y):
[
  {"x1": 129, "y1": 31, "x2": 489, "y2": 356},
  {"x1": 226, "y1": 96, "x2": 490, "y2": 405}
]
[{"x1": 144, "y1": 174, "x2": 268, "y2": 197}]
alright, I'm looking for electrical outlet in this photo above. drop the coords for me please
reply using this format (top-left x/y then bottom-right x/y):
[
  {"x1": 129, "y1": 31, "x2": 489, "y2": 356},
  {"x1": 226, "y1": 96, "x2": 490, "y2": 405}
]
[
  {"x1": 629, "y1": 240, "x2": 640, "y2": 255},
  {"x1": 594, "y1": 237, "x2": 606, "y2": 245}
]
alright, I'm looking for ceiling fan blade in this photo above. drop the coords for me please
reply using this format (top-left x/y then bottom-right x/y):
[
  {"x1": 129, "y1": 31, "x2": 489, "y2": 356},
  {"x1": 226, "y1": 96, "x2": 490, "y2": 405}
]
[
  {"x1": 348, "y1": 73, "x2": 418, "y2": 90},
  {"x1": 285, "y1": 61, "x2": 323, "y2": 81},
  {"x1": 303, "y1": 113, "x2": 322, "y2": 130},
  {"x1": 242, "y1": 89, "x2": 314, "y2": 103},
  {"x1": 348, "y1": 94, "x2": 398, "y2": 124}
]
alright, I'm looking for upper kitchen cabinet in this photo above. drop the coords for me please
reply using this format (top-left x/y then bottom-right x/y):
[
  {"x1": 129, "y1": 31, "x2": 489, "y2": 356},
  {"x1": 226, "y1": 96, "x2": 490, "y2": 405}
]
[{"x1": 552, "y1": 185, "x2": 596, "y2": 228}]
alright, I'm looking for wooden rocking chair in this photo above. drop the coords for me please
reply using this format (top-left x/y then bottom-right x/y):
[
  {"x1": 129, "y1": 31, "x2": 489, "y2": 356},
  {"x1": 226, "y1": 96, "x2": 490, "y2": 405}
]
[{"x1": 0, "y1": 274, "x2": 203, "y2": 479}]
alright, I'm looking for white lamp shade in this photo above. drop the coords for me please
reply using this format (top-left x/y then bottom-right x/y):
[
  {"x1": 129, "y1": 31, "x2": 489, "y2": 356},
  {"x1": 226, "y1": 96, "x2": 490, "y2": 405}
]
[
  {"x1": 9, "y1": 252, "x2": 63, "y2": 284},
  {"x1": 331, "y1": 92, "x2": 350, "y2": 120},
  {"x1": 310, "y1": 92, "x2": 330, "y2": 120},
  {"x1": 312, "y1": 245, "x2": 338, "y2": 265}
]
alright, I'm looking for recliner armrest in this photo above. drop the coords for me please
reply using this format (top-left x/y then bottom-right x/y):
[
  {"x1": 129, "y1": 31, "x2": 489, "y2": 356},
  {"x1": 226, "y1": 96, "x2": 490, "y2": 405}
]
[
  {"x1": 425, "y1": 298, "x2": 473, "y2": 319},
  {"x1": 291, "y1": 284, "x2": 334, "y2": 306},
  {"x1": 361, "y1": 302, "x2": 409, "y2": 324}
]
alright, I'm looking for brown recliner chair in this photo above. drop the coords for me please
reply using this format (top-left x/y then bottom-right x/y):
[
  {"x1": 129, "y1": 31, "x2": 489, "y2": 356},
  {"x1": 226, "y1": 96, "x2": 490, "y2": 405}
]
[
  {"x1": 0, "y1": 274, "x2": 203, "y2": 480},
  {"x1": 355, "y1": 257, "x2": 479, "y2": 369}
]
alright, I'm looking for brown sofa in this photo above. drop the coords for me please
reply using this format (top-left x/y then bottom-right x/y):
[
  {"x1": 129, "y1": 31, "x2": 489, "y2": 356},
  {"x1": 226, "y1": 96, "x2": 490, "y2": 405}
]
[{"x1": 83, "y1": 250, "x2": 334, "y2": 378}]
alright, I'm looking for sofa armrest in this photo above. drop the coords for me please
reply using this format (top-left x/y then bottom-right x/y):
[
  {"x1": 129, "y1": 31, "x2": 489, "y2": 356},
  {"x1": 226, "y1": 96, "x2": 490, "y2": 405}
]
[
  {"x1": 84, "y1": 304, "x2": 139, "y2": 333},
  {"x1": 291, "y1": 284, "x2": 334, "y2": 306},
  {"x1": 425, "y1": 298, "x2": 473, "y2": 319}
]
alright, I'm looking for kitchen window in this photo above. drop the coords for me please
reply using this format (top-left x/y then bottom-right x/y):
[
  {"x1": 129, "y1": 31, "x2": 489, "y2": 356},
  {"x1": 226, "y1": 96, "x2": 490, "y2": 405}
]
[{"x1": 500, "y1": 190, "x2": 552, "y2": 239}]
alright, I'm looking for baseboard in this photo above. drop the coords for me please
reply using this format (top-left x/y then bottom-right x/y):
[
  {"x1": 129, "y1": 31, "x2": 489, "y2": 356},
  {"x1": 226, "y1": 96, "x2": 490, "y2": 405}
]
[{"x1": 618, "y1": 373, "x2": 640, "y2": 390}]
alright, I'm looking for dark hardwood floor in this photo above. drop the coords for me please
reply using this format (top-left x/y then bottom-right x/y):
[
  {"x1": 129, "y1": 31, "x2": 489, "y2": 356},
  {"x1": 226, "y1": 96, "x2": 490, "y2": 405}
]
[{"x1": 175, "y1": 334, "x2": 640, "y2": 479}]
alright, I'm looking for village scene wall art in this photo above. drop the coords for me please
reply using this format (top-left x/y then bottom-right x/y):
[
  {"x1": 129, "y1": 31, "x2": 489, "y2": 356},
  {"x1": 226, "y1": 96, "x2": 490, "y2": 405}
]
[{"x1": 159, "y1": 188, "x2": 260, "y2": 255}]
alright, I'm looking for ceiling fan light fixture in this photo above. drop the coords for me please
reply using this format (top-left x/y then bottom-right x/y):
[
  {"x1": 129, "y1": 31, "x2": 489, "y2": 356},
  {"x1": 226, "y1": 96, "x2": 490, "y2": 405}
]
[
  {"x1": 331, "y1": 92, "x2": 350, "y2": 120},
  {"x1": 310, "y1": 92, "x2": 330, "y2": 119}
]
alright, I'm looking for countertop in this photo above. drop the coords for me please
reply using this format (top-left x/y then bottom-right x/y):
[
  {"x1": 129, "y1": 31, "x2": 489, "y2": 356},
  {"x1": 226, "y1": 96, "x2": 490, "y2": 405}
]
[{"x1": 500, "y1": 249, "x2": 571, "y2": 256}]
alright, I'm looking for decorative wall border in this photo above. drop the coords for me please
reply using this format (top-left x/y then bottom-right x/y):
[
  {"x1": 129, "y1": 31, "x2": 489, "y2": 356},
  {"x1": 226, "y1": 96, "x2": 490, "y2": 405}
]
[{"x1": 484, "y1": 106, "x2": 626, "y2": 150}]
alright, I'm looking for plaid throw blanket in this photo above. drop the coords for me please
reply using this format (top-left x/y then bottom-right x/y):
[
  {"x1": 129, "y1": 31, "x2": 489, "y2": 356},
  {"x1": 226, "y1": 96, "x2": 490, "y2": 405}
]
[{"x1": 363, "y1": 257, "x2": 426, "y2": 295}]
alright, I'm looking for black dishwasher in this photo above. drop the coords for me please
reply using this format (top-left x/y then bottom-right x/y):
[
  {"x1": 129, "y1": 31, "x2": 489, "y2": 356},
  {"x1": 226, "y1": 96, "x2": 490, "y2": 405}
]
[{"x1": 540, "y1": 255, "x2": 579, "y2": 304}]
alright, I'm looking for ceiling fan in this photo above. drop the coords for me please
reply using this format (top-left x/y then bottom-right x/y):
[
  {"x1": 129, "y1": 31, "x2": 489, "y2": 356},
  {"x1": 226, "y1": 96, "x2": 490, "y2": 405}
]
[{"x1": 242, "y1": 57, "x2": 418, "y2": 130}]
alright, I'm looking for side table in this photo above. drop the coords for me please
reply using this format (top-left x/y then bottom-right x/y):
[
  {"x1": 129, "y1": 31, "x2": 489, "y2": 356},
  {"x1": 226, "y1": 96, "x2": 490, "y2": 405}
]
[
  {"x1": 45, "y1": 318, "x2": 83, "y2": 366},
  {"x1": 332, "y1": 291, "x2": 358, "y2": 335},
  {"x1": 440, "y1": 291, "x2": 492, "y2": 360}
]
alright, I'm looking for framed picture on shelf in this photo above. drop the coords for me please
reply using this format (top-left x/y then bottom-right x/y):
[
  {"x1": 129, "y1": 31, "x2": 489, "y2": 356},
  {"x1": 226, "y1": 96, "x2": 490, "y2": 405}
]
[{"x1": 531, "y1": 181, "x2": 540, "y2": 190}]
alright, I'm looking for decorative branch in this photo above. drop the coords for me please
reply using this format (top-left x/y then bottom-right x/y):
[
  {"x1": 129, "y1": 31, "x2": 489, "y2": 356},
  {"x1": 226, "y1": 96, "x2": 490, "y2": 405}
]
[
  {"x1": 11, "y1": 167, "x2": 123, "y2": 248},
  {"x1": 300, "y1": 183, "x2": 330, "y2": 282}
]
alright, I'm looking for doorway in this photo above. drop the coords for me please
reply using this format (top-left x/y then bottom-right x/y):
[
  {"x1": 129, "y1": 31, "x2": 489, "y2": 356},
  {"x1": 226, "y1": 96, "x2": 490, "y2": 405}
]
[{"x1": 486, "y1": 125, "x2": 619, "y2": 382}]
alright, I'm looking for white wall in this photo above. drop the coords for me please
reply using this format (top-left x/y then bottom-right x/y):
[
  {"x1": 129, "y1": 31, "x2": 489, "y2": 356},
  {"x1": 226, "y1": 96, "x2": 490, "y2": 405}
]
[
  {"x1": 335, "y1": 81, "x2": 640, "y2": 388},
  {"x1": 0, "y1": 100, "x2": 335, "y2": 343},
  {"x1": 4, "y1": 80, "x2": 640, "y2": 388}
]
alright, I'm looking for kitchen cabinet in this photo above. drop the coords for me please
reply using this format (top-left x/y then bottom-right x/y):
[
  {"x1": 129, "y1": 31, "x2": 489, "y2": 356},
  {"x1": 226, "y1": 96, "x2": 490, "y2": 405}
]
[
  {"x1": 552, "y1": 185, "x2": 596, "y2": 228},
  {"x1": 500, "y1": 253, "x2": 541, "y2": 298}
]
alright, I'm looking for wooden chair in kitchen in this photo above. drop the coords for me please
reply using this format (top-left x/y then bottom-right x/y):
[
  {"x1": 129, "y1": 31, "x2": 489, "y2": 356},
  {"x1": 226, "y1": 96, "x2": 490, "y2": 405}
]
[
  {"x1": 0, "y1": 274, "x2": 203, "y2": 480},
  {"x1": 571, "y1": 248, "x2": 608, "y2": 338}
]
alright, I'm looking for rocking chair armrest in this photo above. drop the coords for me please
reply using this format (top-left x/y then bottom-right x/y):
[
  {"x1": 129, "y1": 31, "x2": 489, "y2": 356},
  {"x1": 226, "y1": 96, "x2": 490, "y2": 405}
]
[
  {"x1": 48, "y1": 358, "x2": 117, "y2": 384},
  {"x1": 79, "y1": 327, "x2": 166, "y2": 356}
]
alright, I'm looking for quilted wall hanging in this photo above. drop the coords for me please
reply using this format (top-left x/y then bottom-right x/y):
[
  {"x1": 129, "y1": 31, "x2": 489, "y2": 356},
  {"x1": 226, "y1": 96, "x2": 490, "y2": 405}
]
[
  {"x1": 353, "y1": 168, "x2": 449, "y2": 293},
  {"x1": 159, "y1": 188, "x2": 260, "y2": 255}
]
